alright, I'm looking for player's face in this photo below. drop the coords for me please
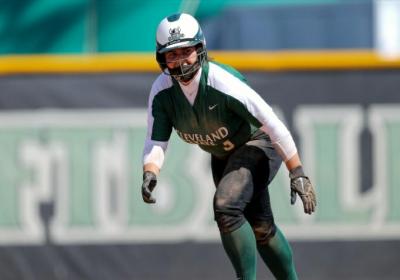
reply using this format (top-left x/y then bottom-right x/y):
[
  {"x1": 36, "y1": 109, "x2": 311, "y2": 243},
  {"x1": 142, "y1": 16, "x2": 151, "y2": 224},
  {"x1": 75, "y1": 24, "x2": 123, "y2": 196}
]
[{"x1": 165, "y1": 47, "x2": 197, "y2": 68}]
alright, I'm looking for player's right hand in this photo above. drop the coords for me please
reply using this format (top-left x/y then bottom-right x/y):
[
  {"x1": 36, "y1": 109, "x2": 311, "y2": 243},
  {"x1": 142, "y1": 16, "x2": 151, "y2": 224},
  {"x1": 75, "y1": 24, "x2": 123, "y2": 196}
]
[{"x1": 141, "y1": 171, "x2": 157, "y2": 204}]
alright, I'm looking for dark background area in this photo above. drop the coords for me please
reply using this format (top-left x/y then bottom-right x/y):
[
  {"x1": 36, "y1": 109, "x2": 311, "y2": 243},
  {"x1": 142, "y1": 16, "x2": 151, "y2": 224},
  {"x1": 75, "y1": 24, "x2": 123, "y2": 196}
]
[{"x1": 0, "y1": 70, "x2": 399, "y2": 279}]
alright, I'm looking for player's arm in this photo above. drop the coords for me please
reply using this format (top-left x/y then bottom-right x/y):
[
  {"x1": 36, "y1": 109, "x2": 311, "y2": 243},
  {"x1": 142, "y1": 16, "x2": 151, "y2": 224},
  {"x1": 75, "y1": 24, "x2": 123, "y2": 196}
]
[
  {"x1": 224, "y1": 78, "x2": 316, "y2": 214},
  {"x1": 144, "y1": 162, "x2": 160, "y2": 175},
  {"x1": 245, "y1": 101, "x2": 316, "y2": 214},
  {"x1": 141, "y1": 86, "x2": 172, "y2": 204},
  {"x1": 234, "y1": 96, "x2": 317, "y2": 214}
]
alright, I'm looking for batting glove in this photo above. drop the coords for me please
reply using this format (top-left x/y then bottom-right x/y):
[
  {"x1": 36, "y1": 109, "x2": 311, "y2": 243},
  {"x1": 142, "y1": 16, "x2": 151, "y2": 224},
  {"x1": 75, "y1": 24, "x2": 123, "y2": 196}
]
[
  {"x1": 142, "y1": 171, "x2": 157, "y2": 204},
  {"x1": 289, "y1": 166, "x2": 317, "y2": 214}
]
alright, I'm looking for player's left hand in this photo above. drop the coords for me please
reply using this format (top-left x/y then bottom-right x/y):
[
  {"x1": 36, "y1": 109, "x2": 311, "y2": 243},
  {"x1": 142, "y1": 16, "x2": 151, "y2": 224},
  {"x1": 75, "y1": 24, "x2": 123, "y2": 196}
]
[{"x1": 289, "y1": 166, "x2": 317, "y2": 214}]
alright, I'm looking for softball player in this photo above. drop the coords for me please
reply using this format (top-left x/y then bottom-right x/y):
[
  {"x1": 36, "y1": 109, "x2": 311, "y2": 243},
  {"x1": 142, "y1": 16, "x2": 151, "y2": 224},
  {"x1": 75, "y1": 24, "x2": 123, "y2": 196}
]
[{"x1": 141, "y1": 13, "x2": 317, "y2": 280}]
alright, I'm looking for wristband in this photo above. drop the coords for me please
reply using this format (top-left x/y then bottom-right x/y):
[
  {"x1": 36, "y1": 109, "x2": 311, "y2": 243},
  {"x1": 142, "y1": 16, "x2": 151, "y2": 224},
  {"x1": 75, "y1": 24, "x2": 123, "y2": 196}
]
[
  {"x1": 143, "y1": 170, "x2": 157, "y2": 180},
  {"x1": 289, "y1": 166, "x2": 305, "y2": 179}
]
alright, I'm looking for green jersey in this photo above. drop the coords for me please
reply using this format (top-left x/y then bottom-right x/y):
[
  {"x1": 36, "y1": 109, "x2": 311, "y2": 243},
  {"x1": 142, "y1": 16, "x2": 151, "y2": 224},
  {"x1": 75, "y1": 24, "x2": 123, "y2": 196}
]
[{"x1": 145, "y1": 61, "x2": 294, "y2": 160}]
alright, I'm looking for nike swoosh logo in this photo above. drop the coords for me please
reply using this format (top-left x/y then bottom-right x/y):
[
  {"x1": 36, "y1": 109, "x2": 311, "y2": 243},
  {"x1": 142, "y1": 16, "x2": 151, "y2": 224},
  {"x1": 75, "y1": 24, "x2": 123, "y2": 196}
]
[{"x1": 208, "y1": 104, "x2": 218, "y2": 110}]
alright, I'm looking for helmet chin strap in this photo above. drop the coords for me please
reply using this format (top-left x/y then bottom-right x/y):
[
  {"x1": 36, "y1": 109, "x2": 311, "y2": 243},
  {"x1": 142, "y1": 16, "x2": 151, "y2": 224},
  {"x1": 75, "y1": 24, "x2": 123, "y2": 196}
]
[{"x1": 168, "y1": 61, "x2": 201, "y2": 83}]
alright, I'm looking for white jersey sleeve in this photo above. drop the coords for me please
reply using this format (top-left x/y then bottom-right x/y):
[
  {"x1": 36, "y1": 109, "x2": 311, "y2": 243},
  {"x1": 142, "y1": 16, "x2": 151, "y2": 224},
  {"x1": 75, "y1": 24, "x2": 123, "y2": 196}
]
[
  {"x1": 142, "y1": 74, "x2": 172, "y2": 169},
  {"x1": 208, "y1": 63, "x2": 297, "y2": 161}
]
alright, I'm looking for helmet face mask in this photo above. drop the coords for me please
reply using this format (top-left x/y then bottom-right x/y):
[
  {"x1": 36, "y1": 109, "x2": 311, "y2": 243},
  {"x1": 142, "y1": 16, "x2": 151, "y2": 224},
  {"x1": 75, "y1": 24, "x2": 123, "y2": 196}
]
[
  {"x1": 159, "y1": 46, "x2": 207, "y2": 82},
  {"x1": 156, "y1": 13, "x2": 207, "y2": 82}
]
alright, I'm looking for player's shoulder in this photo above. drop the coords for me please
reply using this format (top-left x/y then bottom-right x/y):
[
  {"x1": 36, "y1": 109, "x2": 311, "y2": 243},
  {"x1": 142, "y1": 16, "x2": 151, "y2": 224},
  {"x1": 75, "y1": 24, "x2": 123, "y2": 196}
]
[
  {"x1": 207, "y1": 61, "x2": 249, "y2": 94},
  {"x1": 208, "y1": 61, "x2": 247, "y2": 83},
  {"x1": 150, "y1": 73, "x2": 174, "y2": 97},
  {"x1": 148, "y1": 73, "x2": 175, "y2": 107}
]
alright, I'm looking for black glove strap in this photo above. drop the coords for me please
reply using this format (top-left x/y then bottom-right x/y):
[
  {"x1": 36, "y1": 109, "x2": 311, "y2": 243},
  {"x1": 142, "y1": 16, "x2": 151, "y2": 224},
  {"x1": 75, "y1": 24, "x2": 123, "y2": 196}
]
[
  {"x1": 289, "y1": 166, "x2": 305, "y2": 179},
  {"x1": 143, "y1": 170, "x2": 157, "y2": 181}
]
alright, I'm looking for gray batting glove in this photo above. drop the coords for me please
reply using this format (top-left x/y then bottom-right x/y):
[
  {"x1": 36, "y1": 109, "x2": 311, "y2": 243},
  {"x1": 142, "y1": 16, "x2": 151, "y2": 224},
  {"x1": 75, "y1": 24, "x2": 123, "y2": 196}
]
[
  {"x1": 289, "y1": 166, "x2": 317, "y2": 214},
  {"x1": 142, "y1": 171, "x2": 157, "y2": 204}
]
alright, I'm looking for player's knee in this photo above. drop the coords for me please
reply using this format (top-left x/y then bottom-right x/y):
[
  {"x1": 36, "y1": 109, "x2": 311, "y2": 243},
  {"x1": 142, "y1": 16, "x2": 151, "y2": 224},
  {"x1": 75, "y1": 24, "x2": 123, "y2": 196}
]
[
  {"x1": 252, "y1": 220, "x2": 276, "y2": 245},
  {"x1": 214, "y1": 197, "x2": 245, "y2": 233}
]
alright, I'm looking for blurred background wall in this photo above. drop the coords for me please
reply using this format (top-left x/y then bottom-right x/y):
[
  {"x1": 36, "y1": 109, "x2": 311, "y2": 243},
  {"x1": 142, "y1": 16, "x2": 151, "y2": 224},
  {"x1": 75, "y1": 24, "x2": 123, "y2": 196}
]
[
  {"x1": 0, "y1": 0, "x2": 375, "y2": 53},
  {"x1": 0, "y1": 0, "x2": 400, "y2": 279}
]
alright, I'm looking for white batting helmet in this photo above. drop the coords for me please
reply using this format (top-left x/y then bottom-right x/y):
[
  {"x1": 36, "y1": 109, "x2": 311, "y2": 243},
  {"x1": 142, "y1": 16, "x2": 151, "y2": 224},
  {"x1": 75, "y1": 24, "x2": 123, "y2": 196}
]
[
  {"x1": 156, "y1": 13, "x2": 206, "y2": 54},
  {"x1": 155, "y1": 13, "x2": 207, "y2": 79}
]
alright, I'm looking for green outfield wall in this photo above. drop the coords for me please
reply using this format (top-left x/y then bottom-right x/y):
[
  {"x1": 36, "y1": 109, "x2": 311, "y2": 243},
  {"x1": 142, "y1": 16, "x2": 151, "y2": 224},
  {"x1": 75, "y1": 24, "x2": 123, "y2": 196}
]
[{"x1": 0, "y1": 69, "x2": 399, "y2": 279}]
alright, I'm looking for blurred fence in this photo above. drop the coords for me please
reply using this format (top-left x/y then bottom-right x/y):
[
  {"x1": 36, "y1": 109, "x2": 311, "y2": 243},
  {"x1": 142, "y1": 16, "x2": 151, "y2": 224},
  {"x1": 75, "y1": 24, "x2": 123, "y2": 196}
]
[{"x1": 0, "y1": 69, "x2": 399, "y2": 279}]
